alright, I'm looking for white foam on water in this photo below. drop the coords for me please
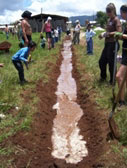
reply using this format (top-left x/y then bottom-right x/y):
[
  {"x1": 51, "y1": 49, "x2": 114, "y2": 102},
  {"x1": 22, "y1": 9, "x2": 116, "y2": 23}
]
[{"x1": 51, "y1": 40, "x2": 88, "y2": 164}]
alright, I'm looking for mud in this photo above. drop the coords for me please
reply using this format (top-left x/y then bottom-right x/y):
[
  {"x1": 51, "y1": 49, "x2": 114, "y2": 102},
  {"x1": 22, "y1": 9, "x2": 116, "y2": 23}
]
[
  {"x1": 52, "y1": 40, "x2": 88, "y2": 164},
  {"x1": 0, "y1": 40, "x2": 109, "y2": 168},
  {"x1": 0, "y1": 41, "x2": 11, "y2": 50}
]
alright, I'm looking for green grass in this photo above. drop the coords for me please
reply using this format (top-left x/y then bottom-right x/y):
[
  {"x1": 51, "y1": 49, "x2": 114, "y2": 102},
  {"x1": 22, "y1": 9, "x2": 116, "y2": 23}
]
[
  {"x1": 75, "y1": 30, "x2": 127, "y2": 165},
  {"x1": 0, "y1": 32, "x2": 63, "y2": 167},
  {"x1": 0, "y1": 32, "x2": 62, "y2": 143}
]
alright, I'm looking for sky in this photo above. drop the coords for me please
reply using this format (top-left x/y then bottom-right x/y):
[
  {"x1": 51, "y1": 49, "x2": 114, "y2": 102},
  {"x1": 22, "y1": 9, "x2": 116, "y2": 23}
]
[{"x1": 0, "y1": 0, "x2": 126, "y2": 24}]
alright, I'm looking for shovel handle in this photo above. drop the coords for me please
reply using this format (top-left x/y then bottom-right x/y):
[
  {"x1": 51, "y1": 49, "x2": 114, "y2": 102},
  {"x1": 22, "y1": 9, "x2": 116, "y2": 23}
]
[{"x1": 109, "y1": 68, "x2": 127, "y2": 119}]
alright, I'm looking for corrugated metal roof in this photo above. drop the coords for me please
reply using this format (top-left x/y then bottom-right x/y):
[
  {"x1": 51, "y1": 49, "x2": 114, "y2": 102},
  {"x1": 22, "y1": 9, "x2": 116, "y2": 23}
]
[{"x1": 31, "y1": 13, "x2": 68, "y2": 20}]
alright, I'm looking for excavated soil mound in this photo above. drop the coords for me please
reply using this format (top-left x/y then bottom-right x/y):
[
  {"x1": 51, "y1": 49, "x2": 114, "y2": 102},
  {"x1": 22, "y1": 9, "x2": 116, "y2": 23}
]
[{"x1": 0, "y1": 41, "x2": 109, "y2": 168}]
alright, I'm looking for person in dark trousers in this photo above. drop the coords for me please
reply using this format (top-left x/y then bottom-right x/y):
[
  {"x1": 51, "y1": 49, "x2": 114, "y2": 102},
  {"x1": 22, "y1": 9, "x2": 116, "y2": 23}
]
[
  {"x1": 114, "y1": 4, "x2": 127, "y2": 106},
  {"x1": 98, "y1": 3, "x2": 122, "y2": 84},
  {"x1": 21, "y1": 10, "x2": 32, "y2": 47},
  {"x1": 12, "y1": 41, "x2": 36, "y2": 85}
]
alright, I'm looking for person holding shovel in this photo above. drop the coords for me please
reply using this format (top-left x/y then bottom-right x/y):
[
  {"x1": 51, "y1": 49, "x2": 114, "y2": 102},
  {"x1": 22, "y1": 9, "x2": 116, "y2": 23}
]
[
  {"x1": 98, "y1": 3, "x2": 122, "y2": 85},
  {"x1": 113, "y1": 4, "x2": 127, "y2": 106},
  {"x1": 12, "y1": 41, "x2": 36, "y2": 85}
]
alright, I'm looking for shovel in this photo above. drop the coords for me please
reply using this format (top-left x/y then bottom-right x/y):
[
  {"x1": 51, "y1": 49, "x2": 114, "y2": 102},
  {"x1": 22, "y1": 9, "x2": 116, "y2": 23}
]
[
  {"x1": 108, "y1": 68, "x2": 127, "y2": 139},
  {"x1": 112, "y1": 41, "x2": 118, "y2": 101}
]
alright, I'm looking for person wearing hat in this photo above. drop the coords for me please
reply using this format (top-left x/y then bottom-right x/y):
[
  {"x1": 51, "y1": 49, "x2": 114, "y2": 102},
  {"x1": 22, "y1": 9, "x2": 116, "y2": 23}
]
[
  {"x1": 21, "y1": 10, "x2": 32, "y2": 47},
  {"x1": 85, "y1": 23, "x2": 96, "y2": 55},
  {"x1": 73, "y1": 20, "x2": 81, "y2": 45},
  {"x1": 41, "y1": 16, "x2": 52, "y2": 50},
  {"x1": 98, "y1": 3, "x2": 122, "y2": 85}
]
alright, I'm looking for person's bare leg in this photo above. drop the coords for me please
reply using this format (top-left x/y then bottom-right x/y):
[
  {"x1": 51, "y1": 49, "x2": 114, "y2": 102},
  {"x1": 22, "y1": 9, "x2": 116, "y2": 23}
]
[{"x1": 116, "y1": 65, "x2": 127, "y2": 101}]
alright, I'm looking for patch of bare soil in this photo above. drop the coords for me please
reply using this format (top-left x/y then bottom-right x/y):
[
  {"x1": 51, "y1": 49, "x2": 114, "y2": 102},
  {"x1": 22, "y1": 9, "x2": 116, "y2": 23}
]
[{"x1": 0, "y1": 40, "x2": 115, "y2": 168}]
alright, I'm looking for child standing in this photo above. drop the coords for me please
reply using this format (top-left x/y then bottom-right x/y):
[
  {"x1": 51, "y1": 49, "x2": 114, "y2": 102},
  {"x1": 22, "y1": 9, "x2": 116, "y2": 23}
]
[
  {"x1": 40, "y1": 35, "x2": 46, "y2": 48},
  {"x1": 85, "y1": 24, "x2": 96, "y2": 55},
  {"x1": 12, "y1": 41, "x2": 36, "y2": 85},
  {"x1": 51, "y1": 28, "x2": 55, "y2": 48}
]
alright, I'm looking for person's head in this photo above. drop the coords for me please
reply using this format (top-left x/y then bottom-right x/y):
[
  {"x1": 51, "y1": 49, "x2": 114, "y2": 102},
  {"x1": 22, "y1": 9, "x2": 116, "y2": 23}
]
[
  {"x1": 87, "y1": 23, "x2": 91, "y2": 30},
  {"x1": 106, "y1": 3, "x2": 116, "y2": 18},
  {"x1": 120, "y1": 4, "x2": 127, "y2": 20},
  {"x1": 28, "y1": 41, "x2": 37, "y2": 51},
  {"x1": 5, "y1": 24, "x2": 8, "y2": 27},
  {"x1": 47, "y1": 16, "x2": 52, "y2": 22},
  {"x1": 21, "y1": 10, "x2": 32, "y2": 19},
  {"x1": 75, "y1": 20, "x2": 79, "y2": 24}
]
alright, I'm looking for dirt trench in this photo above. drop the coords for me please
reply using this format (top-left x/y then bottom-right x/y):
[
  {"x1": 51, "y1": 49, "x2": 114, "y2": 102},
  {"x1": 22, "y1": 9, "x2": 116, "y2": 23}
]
[{"x1": 1, "y1": 40, "x2": 110, "y2": 168}]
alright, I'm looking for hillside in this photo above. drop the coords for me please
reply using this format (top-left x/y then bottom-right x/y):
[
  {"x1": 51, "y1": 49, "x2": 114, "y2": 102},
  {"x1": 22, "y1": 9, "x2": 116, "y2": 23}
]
[{"x1": 69, "y1": 15, "x2": 97, "y2": 25}]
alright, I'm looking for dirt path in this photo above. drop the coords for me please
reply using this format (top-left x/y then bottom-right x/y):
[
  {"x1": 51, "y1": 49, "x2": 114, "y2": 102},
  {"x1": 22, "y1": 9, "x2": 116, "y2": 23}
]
[{"x1": 1, "y1": 39, "x2": 110, "y2": 168}]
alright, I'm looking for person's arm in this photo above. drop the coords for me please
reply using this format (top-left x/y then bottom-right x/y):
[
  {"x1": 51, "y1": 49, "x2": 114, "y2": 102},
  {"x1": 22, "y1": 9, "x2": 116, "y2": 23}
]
[
  {"x1": 122, "y1": 34, "x2": 127, "y2": 40},
  {"x1": 114, "y1": 32, "x2": 127, "y2": 40},
  {"x1": 41, "y1": 22, "x2": 45, "y2": 33},
  {"x1": 91, "y1": 30, "x2": 96, "y2": 36},
  {"x1": 19, "y1": 49, "x2": 28, "y2": 62},
  {"x1": 20, "y1": 49, "x2": 29, "y2": 70},
  {"x1": 21, "y1": 20, "x2": 28, "y2": 44}
]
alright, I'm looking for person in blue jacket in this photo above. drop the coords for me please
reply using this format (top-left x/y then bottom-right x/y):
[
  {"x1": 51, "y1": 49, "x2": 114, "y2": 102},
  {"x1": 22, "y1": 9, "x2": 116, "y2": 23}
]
[{"x1": 12, "y1": 41, "x2": 36, "y2": 84}]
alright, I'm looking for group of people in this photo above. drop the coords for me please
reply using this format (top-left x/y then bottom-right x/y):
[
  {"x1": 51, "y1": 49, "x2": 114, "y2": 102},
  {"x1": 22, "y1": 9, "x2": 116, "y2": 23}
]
[
  {"x1": 98, "y1": 3, "x2": 127, "y2": 107},
  {"x1": 4, "y1": 23, "x2": 22, "y2": 40},
  {"x1": 71, "y1": 3, "x2": 127, "y2": 107},
  {"x1": 1, "y1": 3, "x2": 127, "y2": 107},
  {"x1": 72, "y1": 19, "x2": 96, "y2": 55},
  {"x1": 1, "y1": 10, "x2": 63, "y2": 85},
  {"x1": 40, "y1": 17, "x2": 62, "y2": 49}
]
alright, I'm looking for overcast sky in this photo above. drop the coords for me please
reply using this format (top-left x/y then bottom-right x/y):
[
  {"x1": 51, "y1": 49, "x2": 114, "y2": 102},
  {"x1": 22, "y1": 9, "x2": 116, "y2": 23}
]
[{"x1": 0, "y1": 0, "x2": 126, "y2": 24}]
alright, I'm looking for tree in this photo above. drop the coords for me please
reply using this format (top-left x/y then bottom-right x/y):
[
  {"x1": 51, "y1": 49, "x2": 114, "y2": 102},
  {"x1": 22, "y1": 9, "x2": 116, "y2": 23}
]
[{"x1": 96, "y1": 11, "x2": 108, "y2": 28}]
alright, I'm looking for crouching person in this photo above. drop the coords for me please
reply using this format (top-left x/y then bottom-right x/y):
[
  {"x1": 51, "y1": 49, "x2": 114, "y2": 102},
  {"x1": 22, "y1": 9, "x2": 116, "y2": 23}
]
[{"x1": 12, "y1": 41, "x2": 36, "y2": 85}]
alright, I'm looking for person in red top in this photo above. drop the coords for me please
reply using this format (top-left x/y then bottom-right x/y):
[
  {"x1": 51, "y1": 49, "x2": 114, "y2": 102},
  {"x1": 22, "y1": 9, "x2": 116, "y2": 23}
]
[{"x1": 41, "y1": 16, "x2": 52, "y2": 50}]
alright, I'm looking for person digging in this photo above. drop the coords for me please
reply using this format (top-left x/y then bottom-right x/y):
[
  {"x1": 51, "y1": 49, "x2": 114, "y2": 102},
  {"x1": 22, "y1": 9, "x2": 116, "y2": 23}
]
[{"x1": 12, "y1": 41, "x2": 36, "y2": 85}]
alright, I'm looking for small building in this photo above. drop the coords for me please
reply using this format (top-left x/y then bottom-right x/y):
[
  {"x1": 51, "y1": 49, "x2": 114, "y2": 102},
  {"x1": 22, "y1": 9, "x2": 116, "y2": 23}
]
[{"x1": 29, "y1": 13, "x2": 68, "y2": 32}]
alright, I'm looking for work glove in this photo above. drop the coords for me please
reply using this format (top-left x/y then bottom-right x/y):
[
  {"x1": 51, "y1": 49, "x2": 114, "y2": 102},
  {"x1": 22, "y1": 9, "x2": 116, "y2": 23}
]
[
  {"x1": 114, "y1": 32, "x2": 123, "y2": 39},
  {"x1": 28, "y1": 54, "x2": 32, "y2": 63}
]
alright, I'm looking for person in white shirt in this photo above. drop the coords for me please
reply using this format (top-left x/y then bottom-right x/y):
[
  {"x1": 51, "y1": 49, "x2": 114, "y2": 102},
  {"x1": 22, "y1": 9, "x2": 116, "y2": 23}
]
[
  {"x1": 73, "y1": 20, "x2": 81, "y2": 44},
  {"x1": 54, "y1": 29, "x2": 59, "y2": 42},
  {"x1": 85, "y1": 24, "x2": 96, "y2": 55}
]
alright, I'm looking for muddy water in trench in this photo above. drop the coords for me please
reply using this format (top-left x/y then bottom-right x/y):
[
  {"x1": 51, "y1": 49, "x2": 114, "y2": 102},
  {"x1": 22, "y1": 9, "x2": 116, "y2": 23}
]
[{"x1": 52, "y1": 40, "x2": 88, "y2": 164}]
